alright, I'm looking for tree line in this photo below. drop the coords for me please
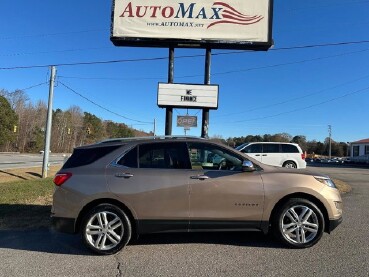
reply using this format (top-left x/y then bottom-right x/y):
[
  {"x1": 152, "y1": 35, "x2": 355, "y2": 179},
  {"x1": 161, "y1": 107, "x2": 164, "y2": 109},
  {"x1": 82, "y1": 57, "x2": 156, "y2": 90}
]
[
  {"x1": 1, "y1": 89, "x2": 348, "y2": 156},
  {"x1": 0, "y1": 89, "x2": 151, "y2": 153}
]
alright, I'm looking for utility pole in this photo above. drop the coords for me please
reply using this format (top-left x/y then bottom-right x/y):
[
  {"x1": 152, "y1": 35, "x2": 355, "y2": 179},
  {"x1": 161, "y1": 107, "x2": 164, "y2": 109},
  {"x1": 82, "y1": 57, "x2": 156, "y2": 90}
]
[
  {"x1": 328, "y1": 125, "x2": 332, "y2": 159},
  {"x1": 201, "y1": 48, "x2": 211, "y2": 138},
  {"x1": 165, "y1": 47, "x2": 174, "y2": 136},
  {"x1": 42, "y1": 66, "x2": 56, "y2": 178},
  {"x1": 153, "y1": 118, "x2": 156, "y2": 136}
]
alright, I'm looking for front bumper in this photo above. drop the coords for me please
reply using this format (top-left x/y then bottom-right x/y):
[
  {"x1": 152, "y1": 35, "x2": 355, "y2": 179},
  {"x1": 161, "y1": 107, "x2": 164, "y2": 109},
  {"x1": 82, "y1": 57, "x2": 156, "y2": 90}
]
[
  {"x1": 328, "y1": 216, "x2": 343, "y2": 233},
  {"x1": 51, "y1": 216, "x2": 76, "y2": 234}
]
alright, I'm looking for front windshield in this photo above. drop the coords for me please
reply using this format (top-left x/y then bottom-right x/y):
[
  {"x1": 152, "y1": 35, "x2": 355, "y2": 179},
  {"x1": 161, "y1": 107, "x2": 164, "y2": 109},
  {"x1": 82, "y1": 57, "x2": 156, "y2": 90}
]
[{"x1": 235, "y1": 143, "x2": 249, "y2": 151}]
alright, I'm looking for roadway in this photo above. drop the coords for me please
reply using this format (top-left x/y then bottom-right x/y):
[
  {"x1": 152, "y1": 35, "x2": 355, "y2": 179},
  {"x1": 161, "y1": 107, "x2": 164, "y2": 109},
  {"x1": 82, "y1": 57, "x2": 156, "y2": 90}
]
[{"x1": 0, "y1": 153, "x2": 67, "y2": 170}]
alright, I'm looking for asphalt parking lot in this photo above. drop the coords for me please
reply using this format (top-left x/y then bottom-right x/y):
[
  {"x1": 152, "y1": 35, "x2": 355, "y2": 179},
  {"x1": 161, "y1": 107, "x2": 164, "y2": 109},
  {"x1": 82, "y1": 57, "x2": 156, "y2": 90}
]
[{"x1": 0, "y1": 165, "x2": 368, "y2": 277}]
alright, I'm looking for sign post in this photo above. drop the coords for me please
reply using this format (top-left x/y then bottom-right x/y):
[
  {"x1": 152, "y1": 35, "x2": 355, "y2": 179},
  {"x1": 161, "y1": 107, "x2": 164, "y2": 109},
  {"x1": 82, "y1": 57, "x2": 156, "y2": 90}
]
[{"x1": 111, "y1": 0, "x2": 273, "y2": 136}]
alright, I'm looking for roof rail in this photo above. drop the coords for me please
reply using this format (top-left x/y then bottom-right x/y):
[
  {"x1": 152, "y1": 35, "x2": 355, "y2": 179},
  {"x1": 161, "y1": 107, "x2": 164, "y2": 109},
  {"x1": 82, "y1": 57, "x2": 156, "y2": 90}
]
[{"x1": 99, "y1": 135, "x2": 204, "y2": 144}]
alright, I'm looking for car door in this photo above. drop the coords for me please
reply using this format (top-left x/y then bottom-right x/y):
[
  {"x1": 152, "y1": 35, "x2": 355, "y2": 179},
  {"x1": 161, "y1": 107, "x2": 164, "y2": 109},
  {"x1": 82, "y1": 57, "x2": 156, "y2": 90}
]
[
  {"x1": 106, "y1": 142, "x2": 192, "y2": 233},
  {"x1": 187, "y1": 142, "x2": 264, "y2": 230},
  {"x1": 241, "y1": 143, "x2": 263, "y2": 163},
  {"x1": 260, "y1": 143, "x2": 281, "y2": 166}
]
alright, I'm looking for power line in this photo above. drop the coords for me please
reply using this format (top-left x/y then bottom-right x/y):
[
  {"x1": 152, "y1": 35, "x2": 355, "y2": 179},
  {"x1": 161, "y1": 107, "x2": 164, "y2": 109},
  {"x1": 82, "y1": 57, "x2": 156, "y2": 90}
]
[
  {"x1": 0, "y1": 29, "x2": 106, "y2": 40},
  {"x1": 20, "y1": 82, "x2": 48, "y2": 91},
  {"x1": 59, "y1": 81, "x2": 153, "y2": 124},
  {"x1": 2, "y1": 39, "x2": 369, "y2": 70},
  {"x1": 224, "y1": 85, "x2": 369, "y2": 124},
  {"x1": 214, "y1": 72, "x2": 369, "y2": 118},
  {"x1": 0, "y1": 47, "x2": 111, "y2": 57},
  {"x1": 58, "y1": 47, "x2": 369, "y2": 81}
]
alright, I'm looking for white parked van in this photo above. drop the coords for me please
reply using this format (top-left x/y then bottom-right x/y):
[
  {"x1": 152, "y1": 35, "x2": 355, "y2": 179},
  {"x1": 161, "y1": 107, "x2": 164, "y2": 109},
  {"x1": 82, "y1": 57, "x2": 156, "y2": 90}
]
[{"x1": 236, "y1": 142, "x2": 306, "y2": 169}]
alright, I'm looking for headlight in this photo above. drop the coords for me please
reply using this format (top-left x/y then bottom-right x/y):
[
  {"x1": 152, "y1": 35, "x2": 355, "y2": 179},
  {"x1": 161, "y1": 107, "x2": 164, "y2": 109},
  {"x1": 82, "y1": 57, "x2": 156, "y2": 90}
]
[{"x1": 314, "y1": 176, "x2": 337, "y2": 188}]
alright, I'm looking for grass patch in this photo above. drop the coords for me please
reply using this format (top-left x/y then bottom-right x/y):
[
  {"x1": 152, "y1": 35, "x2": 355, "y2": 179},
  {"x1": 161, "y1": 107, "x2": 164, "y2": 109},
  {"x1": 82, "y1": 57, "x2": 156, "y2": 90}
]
[
  {"x1": 0, "y1": 165, "x2": 61, "y2": 184},
  {"x1": 0, "y1": 177, "x2": 54, "y2": 230},
  {"x1": 0, "y1": 178, "x2": 54, "y2": 205},
  {"x1": 332, "y1": 178, "x2": 352, "y2": 194}
]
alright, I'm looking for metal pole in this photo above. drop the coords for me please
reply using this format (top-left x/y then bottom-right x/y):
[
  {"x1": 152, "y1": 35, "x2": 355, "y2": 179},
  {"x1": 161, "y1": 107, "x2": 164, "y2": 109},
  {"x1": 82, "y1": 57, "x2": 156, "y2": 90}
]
[
  {"x1": 328, "y1": 125, "x2": 332, "y2": 159},
  {"x1": 165, "y1": 47, "x2": 174, "y2": 136},
  {"x1": 42, "y1": 66, "x2": 56, "y2": 178},
  {"x1": 153, "y1": 118, "x2": 156, "y2": 136},
  {"x1": 201, "y1": 48, "x2": 211, "y2": 138}
]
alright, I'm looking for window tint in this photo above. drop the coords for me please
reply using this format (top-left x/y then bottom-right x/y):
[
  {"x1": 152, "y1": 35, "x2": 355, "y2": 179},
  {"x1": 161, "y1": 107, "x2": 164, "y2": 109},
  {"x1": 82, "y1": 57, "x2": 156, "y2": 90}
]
[
  {"x1": 263, "y1": 144, "x2": 280, "y2": 153},
  {"x1": 242, "y1": 144, "x2": 262, "y2": 153},
  {"x1": 138, "y1": 142, "x2": 190, "y2": 169},
  {"x1": 117, "y1": 147, "x2": 138, "y2": 168},
  {"x1": 188, "y1": 142, "x2": 242, "y2": 171},
  {"x1": 353, "y1": 146, "x2": 359, "y2": 157},
  {"x1": 281, "y1": 144, "x2": 299, "y2": 153},
  {"x1": 63, "y1": 145, "x2": 121, "y2": 169}
]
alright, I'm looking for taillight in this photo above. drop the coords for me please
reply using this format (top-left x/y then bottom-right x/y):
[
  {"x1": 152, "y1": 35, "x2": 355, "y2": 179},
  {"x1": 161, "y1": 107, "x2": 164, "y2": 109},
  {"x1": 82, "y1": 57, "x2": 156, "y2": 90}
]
[
  {"x1": 53, "y1": 173, "x2": 72, "y2": 186},
  {"x1": 301, "y1": 153, "x2": 306, "y2": 160}
]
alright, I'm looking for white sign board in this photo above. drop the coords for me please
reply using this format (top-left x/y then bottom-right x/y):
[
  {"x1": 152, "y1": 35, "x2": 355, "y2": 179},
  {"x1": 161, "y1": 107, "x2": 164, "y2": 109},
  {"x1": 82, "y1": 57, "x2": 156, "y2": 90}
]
[
  {"x1": 111, "y1": 0, "x2": 273, "y2": 50},
  {"x1": 158, "y1": 83, "x2": 219, "y2": 109}
]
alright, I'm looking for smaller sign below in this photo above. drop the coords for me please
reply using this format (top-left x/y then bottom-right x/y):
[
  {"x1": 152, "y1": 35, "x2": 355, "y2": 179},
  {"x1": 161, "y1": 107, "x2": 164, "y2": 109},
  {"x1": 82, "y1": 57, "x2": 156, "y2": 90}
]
[
  {"x1": 158, "y1": 83, "x2": 219, "y2": 109},
  {"x1": 177, "y1": 116, "x2": 197, "y2": 128}
]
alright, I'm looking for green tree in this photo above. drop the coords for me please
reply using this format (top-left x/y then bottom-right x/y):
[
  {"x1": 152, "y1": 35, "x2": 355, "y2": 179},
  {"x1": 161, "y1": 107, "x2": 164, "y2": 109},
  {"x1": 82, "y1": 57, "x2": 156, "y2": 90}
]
[
  {"x1": 0, "y1": 96, "x2": 18, "y2": 150},
  {"x1": 83, "y1": 112, "x2": 104, "y2": 144},
  {"x1": 291, "y1": 135, "x2": 308, "y2": 151},
  {"x1": 105, "y1": 121, "x2": 134, "y2": 138}
]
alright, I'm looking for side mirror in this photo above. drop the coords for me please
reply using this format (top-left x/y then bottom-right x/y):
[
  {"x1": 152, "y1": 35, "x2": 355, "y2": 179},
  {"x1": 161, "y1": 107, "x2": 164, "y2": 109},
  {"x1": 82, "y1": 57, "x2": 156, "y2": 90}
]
[{"x1": 242, "y1": 160, "x2": 256, "y2": 172}]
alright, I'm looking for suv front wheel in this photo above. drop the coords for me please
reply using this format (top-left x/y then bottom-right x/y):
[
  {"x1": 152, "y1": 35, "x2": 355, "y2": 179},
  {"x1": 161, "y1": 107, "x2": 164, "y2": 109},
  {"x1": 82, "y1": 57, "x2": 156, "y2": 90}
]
[
  {"x1": 272, "y1": 198, "x2": 325, "y2": 248},
  {"x1": 81, "y1": 204, "x2": 132, "y2": 255}
]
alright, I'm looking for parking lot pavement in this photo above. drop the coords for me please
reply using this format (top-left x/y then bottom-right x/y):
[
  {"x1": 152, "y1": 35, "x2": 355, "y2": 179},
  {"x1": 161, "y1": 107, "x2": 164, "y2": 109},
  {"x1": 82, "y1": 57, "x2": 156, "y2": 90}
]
[{"x1": 0, "y1": 165, "x2": 368, "y2": 277}]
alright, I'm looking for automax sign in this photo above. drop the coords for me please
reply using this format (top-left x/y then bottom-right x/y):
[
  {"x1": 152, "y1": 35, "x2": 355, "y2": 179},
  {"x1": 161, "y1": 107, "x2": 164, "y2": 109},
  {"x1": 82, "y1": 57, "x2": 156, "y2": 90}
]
[
  {"x1": 111, "y1": 0, "x2": 273, "y2": 50},
  {"x1": 158, "y1": 83, "x2": 219, "y2": 109}
]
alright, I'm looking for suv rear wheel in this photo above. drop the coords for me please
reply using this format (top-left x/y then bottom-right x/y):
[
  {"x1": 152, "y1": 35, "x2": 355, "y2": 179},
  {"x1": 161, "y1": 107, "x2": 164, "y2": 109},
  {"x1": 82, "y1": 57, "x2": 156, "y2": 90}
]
[
  {"x1": 272, "y1": 198, "x2": 325, "y2": 248},
  {"x1": 283, "y1": 161, "x2": 297, "y2": 168},
  {"x1": 81, "y1": 204, "x2": 131, "y2": 255}
]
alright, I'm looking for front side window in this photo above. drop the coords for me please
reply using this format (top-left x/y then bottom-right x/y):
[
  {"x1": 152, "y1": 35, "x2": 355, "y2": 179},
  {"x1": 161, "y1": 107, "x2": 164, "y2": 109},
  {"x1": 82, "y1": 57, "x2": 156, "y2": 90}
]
[
  {"x1": 138, "y1": 142, "x2": 190, "y2": 169},
  {"x1": 188, "y1": 142, "x2": 242, "y2": 171},
  {"x1": 365, "y1": 145, "x2": 369, "y2": 155}
]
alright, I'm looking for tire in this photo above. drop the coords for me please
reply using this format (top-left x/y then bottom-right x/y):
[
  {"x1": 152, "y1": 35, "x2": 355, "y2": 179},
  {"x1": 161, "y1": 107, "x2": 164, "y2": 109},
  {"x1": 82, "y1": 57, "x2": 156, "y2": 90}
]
[
  {"x1": 81, "y1": 204, "x2": 131, "y2": 255},
  {"x1": 283, "y1": 161, "x2": 297, "y2": 168},
  {"x1": 272, "y1": 198, "x2": 325, "y2": 248}
]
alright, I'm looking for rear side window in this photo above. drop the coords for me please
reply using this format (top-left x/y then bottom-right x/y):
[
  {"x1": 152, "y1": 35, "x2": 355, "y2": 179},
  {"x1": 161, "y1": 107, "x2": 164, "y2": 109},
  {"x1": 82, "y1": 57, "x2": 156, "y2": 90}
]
[
  {"x1": 281, "y1": 144, "x2": 299, "y2": 153},
  {"x1": 242, "y1": 144, "x2": 262, "y2": 153},
  {"x1": 263, "y1": 144, "x2": 280, "y2": 153},
  {"x1": 138, "y1": 142, "x2": 190, "y2": 169},
  {"x1": 117, "y1": 147, "x2": 138, "y2": 168},
  {"x1": 63, "y1": 145, "x2": 121, "y2": 169}
]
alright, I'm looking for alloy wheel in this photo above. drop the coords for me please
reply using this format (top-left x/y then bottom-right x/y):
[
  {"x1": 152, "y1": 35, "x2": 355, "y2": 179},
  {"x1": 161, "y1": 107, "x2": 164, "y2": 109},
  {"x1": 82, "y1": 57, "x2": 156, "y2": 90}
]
[
  {"x1": 85, "y1": 211, "x2": 124, "y2": 251},
  {"x1": 281, "y1": 205, "x2": 319, "y2": 244}
]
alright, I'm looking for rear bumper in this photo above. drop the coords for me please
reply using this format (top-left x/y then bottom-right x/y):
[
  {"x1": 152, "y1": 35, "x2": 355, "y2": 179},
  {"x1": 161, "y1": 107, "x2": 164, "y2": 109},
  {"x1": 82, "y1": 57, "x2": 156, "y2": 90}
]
[
  {"x1": 328, "y1": 216, "x2": 343, "y2": 233},
  {"x1": 51, "y1": 216, "x2": 76, "y2": 234}
]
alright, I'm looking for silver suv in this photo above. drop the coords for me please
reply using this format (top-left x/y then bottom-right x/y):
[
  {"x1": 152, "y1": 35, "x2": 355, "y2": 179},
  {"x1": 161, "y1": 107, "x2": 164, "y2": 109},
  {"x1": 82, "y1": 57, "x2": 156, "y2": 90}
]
[{"x1": 52, "y1": 137, "x2": 342, "y2": 255}]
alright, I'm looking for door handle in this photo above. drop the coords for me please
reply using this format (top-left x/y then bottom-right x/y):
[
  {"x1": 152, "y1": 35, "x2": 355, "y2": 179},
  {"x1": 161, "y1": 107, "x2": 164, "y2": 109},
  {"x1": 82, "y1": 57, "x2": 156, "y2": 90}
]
[
  {"x1": 190, "y1": 175, "x2": 209, "y2": 180},
  {"x1": 255, "y1": 154, "x2": 261, "y2": 156},
  {"x1": 262, "y1": 154, "x2": 267, "y2": 156},
  {"x1": 115, "y1": 173, "x2": 134, "y2": 178}
]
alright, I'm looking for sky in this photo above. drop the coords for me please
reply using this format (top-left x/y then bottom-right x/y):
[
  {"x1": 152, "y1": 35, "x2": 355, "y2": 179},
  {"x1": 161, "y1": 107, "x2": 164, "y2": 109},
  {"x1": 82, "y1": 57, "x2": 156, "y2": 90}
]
[{"x1": 1, "y1": 0, "x2": 369, "y2": 143}]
